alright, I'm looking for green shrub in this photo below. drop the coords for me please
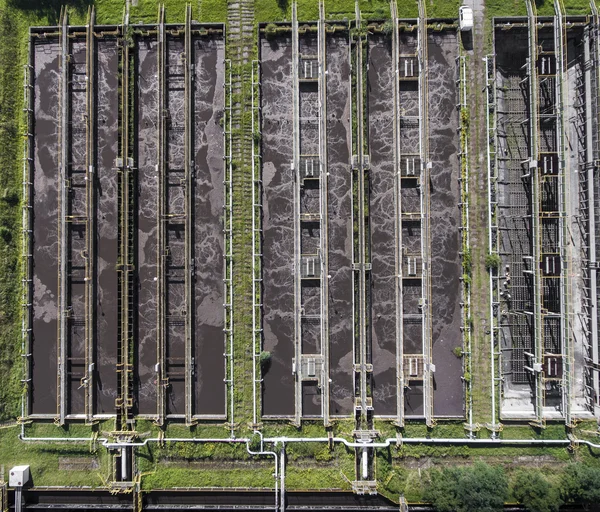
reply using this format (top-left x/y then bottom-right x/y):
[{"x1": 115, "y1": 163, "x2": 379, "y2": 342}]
[
  {"x1": 381, "y1": 19, "x2": 394, "y2": 35},
  {"x1": 265, "y1": 23, "x2": 278, "y2": 39},
  {"x1": 561, "y1": 464, "x2": 600, "y2": 505},
  {"x1": 0, "y1": 225, "x2": 12, "y2": 243},
  {"x1": 462, "y1": 249, "x2": 472, "y2": 274},
  {"x1": 259, "y1": 351, "x2": 271, "y2": 371},
  {"x1": 424, "y1": 462, "x2": 508, "y2": 512},
  {"x1": 485, "y1": 253, "x2": 502, "y2": 271},
  {"x1": 2, "y1": 188, "x2": 19, "y2": 206},
  {"x1": 512, "y1": 469, "x2": 562, "y2": 512}
]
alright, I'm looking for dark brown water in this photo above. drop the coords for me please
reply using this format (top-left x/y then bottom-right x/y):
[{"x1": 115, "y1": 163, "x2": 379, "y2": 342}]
[
  {"x1": 192, "y1": 35, "x2": 226, "y2": 417},
  {"x1": 427, "y1": 31, "x2": 463, "y2": 418},
  {"x1": 326, "y1": 33, "x2": 354, "y2": 417},
  {"x1": 31, "y1": 39, "x2": 60, "y2": 415},
  {"x1": 260, "y1": 34, "x2": 296, "y2": 418}
]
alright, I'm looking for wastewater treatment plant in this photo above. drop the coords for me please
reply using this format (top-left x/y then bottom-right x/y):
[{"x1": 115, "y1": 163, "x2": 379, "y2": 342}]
[{"x1": 4, "y1": 0, "x2": 600, "y2": 510}]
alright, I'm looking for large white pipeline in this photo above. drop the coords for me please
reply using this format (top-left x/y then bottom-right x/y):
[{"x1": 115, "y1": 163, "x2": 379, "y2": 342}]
[
  {"x1": 18, "y1": 421, "x2": 600, "y2": 450},
  {"x1": 17, "y1": 424, "x2": 600, "y2": 512}
]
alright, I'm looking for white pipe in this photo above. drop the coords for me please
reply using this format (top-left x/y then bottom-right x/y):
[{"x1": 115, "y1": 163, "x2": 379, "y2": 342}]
[
  {"x1": 18, "y1": 429, "x2": 600, "y2": 450},
  {"x1": 246, "y1": 432, "x2": 278, "y2": 511},
  {"x1": 361, "y1": 447, "x2": 368, "y2": 479},
  {"x1": 280, "y1": 443, "x2": 285, "y2": 512},
  {"x1": 120, "y1": 447, "x2": 128, "y2": 481}
]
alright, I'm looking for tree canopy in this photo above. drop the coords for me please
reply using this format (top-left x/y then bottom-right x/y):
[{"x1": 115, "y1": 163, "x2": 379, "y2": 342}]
[
  {"x1": 424, "y1": 462, "x2": 508, "y2": 512},
  {"x1": 512, "y1": 469, "x2": 562, "y2": 512},
  {"x1": 560, "y1": 464, "x2": 600, "y2": 506}
]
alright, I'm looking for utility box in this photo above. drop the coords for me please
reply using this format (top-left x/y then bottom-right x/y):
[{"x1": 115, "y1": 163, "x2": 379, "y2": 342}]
[
  {"x1": 459, "y1": 6, "x2": 473, "y2": 31},
  {"x1": 9, "y1": 465, "x2": 30, "y2": 487}
]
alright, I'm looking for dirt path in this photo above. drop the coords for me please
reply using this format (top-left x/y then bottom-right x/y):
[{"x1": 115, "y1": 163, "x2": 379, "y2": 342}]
[{"x1": 463, "y1": 0, "x2": 494, "y2": 426}]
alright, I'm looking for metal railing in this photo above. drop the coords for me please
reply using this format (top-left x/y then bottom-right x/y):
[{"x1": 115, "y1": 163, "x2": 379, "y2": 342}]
[
  {"x1": 21, "y1": 36, "x2": 34, "y2": 420},
  {"x1": 155, "y1": 5, "x2": 167, "y2": 426},
  {"x1": 183, "y1": 5, "x2": 194, "y2": 425},
  {"x1": 317, "y1": 1, "x2": 330, "y2": 426},
  {"x1": 116, "y1": 7, "x2": 134, "y2": 429},
  {"x1": 291, "y1": 2, "x2": 302, "y2": 426},
  {"x1": 390, "y1": 0, "x2": 405, "y2": 428},
  {"x1": 589, "y1": 0, "x2": 600, "y2": 419},
  {"x1": 554, "y1": 0, "x2": 574, "y2": 427},
  {"x1": 525, "y1": 0, "x2": 545, "y2": 427},
  {"x1": 251, "y1": 57, "x2": 261, "y2": 427},
  {"x1": 224, "y1": 55, "x2": 234, "y2": 432},
  {"x1": 457, "y1": 54, "x2": 476, "y2": 435},
  {"x1": 84, "y1": 6, "x2": 96, "y2": 423},
  {"x1": 418, "y1": 0, "x2": 434, "y2": 427},
  {"x1": 485, "y1": 51, "x2": 502, "y2": 435},
  {"x1": 354, "y1": 2, "x2": 369, "y2": 427},
  {"x1": 56, "y1": 8, "x2": 69, "y2": 426}
]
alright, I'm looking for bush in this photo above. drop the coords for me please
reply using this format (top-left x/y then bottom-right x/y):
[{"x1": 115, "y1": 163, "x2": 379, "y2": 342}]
[
  {"x1": 512, "y1": 469, "x2": 562, "y2": 512},
  {"x1": 453, "y1": 346, "x2": 463, "y2": 358},
  {"x1": 561, "y1": 464, "x2": 600, "y2": 505},
  {"x1": 265, "y1": 23, "x2": 278, "y2": 39},
  {"x1": 0, "y1": 226, "x2": 12, "y2": 243},
  {"x1": 381, "y1": 19, "x2": 394, "y2": 35},
  {"x1": 2, "y1": 188, "x2": 19, "y2": 206},
  {"x1": 259, "y1": 351, "x2": 271, "y2": 372},
  {"x1": 424, "y1": 462, "x2": 508, "y2": 512},
  {"x1": 462, "y1": 249, "x2": 472, "y2": 274},
  {"x1": 485, "y1": 253, "x2": 502, "y2": 271}
]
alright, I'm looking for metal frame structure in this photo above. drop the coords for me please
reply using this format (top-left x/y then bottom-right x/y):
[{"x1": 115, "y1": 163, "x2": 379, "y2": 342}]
[
  {"x1": 25, "y1": 13, "x2": 227, "y2": 427},
  {"x1": 251, "y1": 56, "x2": 261, "y2": 427},
  {"x1": 525, "y1": 0, "x2": 545, "y2": 426},
  {"x1": 84, "y1": 7, "x2": 96, "y2": 424},
  {"x1": 418, "y1": 0, "x2": 434, "y2": 428},
  {"x1": 317, "y1": 0, "x2": 330, "y2": 427},
  {"x1": 22, "y1": 31, "x2": 35, "y2": 420},
  {"x1": 56, "y1": 8, "x2": 69, "y2": 426},
  {"x1": 457, "y1": 53, "x2": 475, "y2": 434},
  {"x1": 390, "y1": 0, "x2": 405, "y2": 428},
  {"x1": 485, "y1": 50, "x2": 502, "y2": 435},
  {"x1": 116, "y1": 7, "x2": 135, "y2": 429},
  {"x1": 394, "y1": 15, "x2": 425, "y2": 424},
  {"x1": 554, "y1": 0, "x2": 574, "y2": 427},
  {"x1": 224, "y1": 57, "x2": 234, "y2": 429},
  {"x1": 155, "y1": 5, "x2": 167, "y2": 426},
  {"x1": 183, "y1": 4, "x2": 194, "y2": 425},
  {"x1": 353, "y1": 3, "x2": 370, "y2": 426},
  {"x1": 522, "y1": 0, "x2": 573, "y2": 426},
  {"x1": 291, "y1": 3, "x2": 302, "y2": 426},
  {"x1": 578, "y1": 6, "x2": 593, "y2": 415},
  {"x1": 290, "y1": 2, "x2": 329, "y2": 424},
  {"x1": 492, "y1": 11, "x2": 596, "y2": 425},
  {"x1": 590, "y1": 0, "x2": 600, "y2": 419}
]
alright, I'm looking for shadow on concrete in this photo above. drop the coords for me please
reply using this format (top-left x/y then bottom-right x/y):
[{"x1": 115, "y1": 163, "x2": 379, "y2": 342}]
[{"x1": 461, "y1": 30, "x2": 473, "y2": 52}]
